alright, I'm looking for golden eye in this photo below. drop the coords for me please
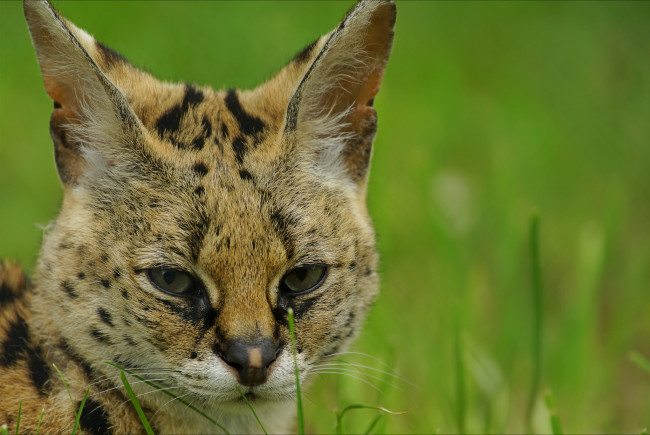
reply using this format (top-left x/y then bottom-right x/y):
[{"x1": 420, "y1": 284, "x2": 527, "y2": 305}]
[
  {"x1": 282, "y1": 265, "x2": 327, "y2": 294},
  {"x1": 147, "y1": 267, "x2": 196, "y2": 295}
]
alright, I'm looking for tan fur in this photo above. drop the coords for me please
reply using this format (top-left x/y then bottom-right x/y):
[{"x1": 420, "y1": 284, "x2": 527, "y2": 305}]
[{"x1": 1, "y1": 0, "x2": 395, "y2": 433}]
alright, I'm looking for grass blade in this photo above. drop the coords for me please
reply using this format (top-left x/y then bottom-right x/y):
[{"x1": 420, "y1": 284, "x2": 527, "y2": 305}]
[
  {"x1": 527, "y1": 212, "x2": 543, "y2": 431},
  {"x1": 336, "y1": 404, "x2": 405, "y2": 434},
  {"x1": 629, "y1": 351, "x2": 650, "y2": 375},
  {"x1": 72, "y1": 388, "x2": 90, "y2": 435},
  {"x1": 235, "y1": 386, "x2": 268, "y2": 435},
  {"x1": 544, "y1": 389, "x2": 563, "y2": 435},
  {"x1": 287, "y1": 308, "x2": 305, "y2": 435},
  {"x1": 120, "y1": 371, "x2": 154, "y2": 435},
  {"x1": 15, "y1": 400, "x2": 21, "y2": 435},
  {"x1": 364, "y1": 414, "x2": 383, "y2": 434},
  {"x1": 104, "y1": 361, "x2": 230, "y2": 435},
  {"x1": 452, "y1": 313, "x2": 466, "y2": 434},
  {"x1": 35, "y1": 408, "x2": 45, "y2": 435},
  {"x1": 53, "y1": 364, "x2": 75, "y2": 406},
  {"x1": 1, "y1": 424, "x2": 8, "y2": 435}
]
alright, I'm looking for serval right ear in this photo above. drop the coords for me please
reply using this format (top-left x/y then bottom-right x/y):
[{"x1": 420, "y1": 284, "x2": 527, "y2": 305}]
[
  {"x1": 285, "y1": 0, "x2": 396, "y2": 187},
  {"x1": 24, "y1": 0, "x2": 144, "y2": 187}
]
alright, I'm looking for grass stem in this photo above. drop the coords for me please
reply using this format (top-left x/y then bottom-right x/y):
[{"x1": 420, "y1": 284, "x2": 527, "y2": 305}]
[
  {"x1": 527, "y1": 212, "x2": 543, "y2": 432},
  {"x1": 72, "y1": 388, "x2": 90, "y2": 435},
  {"x1": 120, "y1": 371, "x2": 154, "y2": 435},
  {"x1": 235, "y1": 386, "x2": 268, "y2": 435},
  {"x1": 105, "y1": 361, "x2": 230, "y2": 434},
  {"x1": 288, "y1": 308, "x2": 305, "y2": 435},
  {"x1": 544, "y1": 389, "x2": 563, "y2": 435}
]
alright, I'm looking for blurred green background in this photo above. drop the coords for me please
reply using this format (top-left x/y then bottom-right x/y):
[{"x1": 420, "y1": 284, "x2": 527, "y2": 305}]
[{"x1": 1, "y1": 1, "x2": 649, "y2": 433}]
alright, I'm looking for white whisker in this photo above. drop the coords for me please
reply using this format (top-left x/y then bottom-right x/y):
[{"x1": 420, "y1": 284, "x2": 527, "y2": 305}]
[
  {"x1": 310, "y1": 362, "x2": 413, "y2": 386},
  {"x1": 307, "y1": 370, "x2": 383, "y2": 394}
]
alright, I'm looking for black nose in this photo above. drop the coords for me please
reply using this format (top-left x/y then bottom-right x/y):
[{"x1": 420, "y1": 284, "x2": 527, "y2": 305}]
[{"x1": 221, "y1": 339, "x2": 279, "y2": 386}]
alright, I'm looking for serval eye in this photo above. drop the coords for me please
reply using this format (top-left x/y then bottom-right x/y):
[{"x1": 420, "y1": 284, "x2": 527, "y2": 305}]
[
  {"x1": 147, "y1": 267, "x2": 197, "y2": 295},
  {"x1": 282, "y1": 265, "x2": 327, "y2": 294}
]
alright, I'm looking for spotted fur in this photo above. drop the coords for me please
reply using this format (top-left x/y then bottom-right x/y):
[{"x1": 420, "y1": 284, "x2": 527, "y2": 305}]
[{"x1": 1, "y1": 0, "x2": 395, "y2": 433}]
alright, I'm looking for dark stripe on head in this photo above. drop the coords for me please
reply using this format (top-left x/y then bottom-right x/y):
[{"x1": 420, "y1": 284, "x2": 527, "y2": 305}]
[
  {"x1": 78, "y1": 398, "x2": 112, "y2": 435},
  {"x1": 155, "y1": 85, "x2": 205, "y2": 147},
  {"x1": 0, "y1": 316, "x2": 28, "y2": 366},
  {"x1": 27, "y1": 345, "x2": 51, "y2": 396},
  {"x1": 95, "y1": 40, "x2": 126, "y2": 68},
  {"x1": 232, "y1": 136, "x2": 246, "y2": 164},
  {"x1": 270, "y1": 209, "x2": 297, "y2": 259},
  {"x1": 225, "y1": 89, "x2": 265, "y2": 138},
  {"x1": 191, "y1": 116, "x2": 213, "y2": 150}
]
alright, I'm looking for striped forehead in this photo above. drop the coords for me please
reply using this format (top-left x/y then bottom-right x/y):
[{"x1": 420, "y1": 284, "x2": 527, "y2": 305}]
[{"x1": 137, "y1": 84, "x2": 278, "y2": 166}]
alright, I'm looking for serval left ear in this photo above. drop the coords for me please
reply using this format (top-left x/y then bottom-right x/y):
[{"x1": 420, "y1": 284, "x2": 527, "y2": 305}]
[
  {"x1": 285, "y1": 0, "x2": 396, "y2": 185},
  {"x1": 23, "y1": 0, "x2": 144, "y2": 187}
]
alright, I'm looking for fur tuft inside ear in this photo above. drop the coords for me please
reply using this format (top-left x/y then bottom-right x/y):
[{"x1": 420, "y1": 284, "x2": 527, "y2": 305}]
[
  {"x1": 285, "y1": 0, "x2": 396, "y2": 185},
  {"x1": 24, "y1": 0, "x2": 143, "y2": 186}
]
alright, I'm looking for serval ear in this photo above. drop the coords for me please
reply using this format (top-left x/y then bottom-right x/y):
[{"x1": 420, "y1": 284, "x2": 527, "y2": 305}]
[
  {"x1": 285, "y1": 0, "x2": 396, "y2": 186},
  {"x1": 24, "y1": 0, "x2": 144, "y2": 187}
]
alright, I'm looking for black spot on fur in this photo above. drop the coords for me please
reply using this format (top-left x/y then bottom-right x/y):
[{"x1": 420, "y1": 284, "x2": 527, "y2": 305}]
[
  {"x1": 193, "y1": 162, "x2": 209, "y2": 177},
  {"x1": 194, "y1": 185, "x2": 205, "y2": 196},
  {"x1": 239, "y1": 169, "x2": 254, "y2": 181},
  {"x1": 97, "y1": 308, "x2": 114, "y2": 327},
  {"x1": 190, "y1": 351, "x2": 198, "y2": 359},
  {"x1": 77, "y1": 272, "x2": 86, "y2": 280},
  {"x1": 225, "y1": 89, "x2": 265, "y2": 138},
  {"x1": 220, "y1": 122, "x2": 229, "y2": 139},
  {"x1": 344, "y1": 311, "x2": 356, "y2": 328},
  {"x1": 101, "y1": 279, "x2": 111, "y2": 289},
  {"x1": 78, "y1": 398, "x2": 111, "y2": 435},
  {"x1": 89, "y1": 327, "x2": 110, "y2": 344},
  {"x1": 96, "y1": 40, "x2": 126, "y2": 68},
  {"x1": 62, "y1": 280, "x2": 79, "y2": 298},
  {"x1": 113, "y1": 269, "x2": 121, "y2": 279},
  {"x1": 121, "y1": 289, "x2": 129, "y2": 299},
  {"x1": 293, "y1": 38, "x2": 318, "y2": 64},
  {"x1": 27, "y1": 346, "x2": 51, "y2": 395},
  {"x1": 124, "y1": 335, "x2": 137, "y2": 346},
  {"x1": 0, "y1": 283, "x2": 15, "y2": 305},
  {"x1": 0, "y1": 316, "x2": 28, "y2": 366}
]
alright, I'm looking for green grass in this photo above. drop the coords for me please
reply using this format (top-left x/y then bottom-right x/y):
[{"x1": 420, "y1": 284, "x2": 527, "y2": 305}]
[
  {"x1": 235, "y1": 386, "x2": 268, "y2": 435},
  {"x1": 120, "y1": 371, "x2": 154, "y2": 435},
  {"x1": 1, "y1": 1, "x2": 650, "y2": 433},
  {"x1": 288, "y1": 308, "x2": 305, "y2": 435}
]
